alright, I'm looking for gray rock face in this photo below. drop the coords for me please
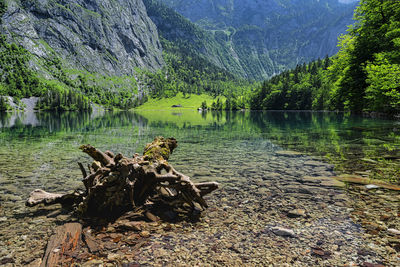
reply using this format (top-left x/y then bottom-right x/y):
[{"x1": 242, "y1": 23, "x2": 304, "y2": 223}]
[{"x1": 1, "y1": 0, "x2": 164, "y2": 76}]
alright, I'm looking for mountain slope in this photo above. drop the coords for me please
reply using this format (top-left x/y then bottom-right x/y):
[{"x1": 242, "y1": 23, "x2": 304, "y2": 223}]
[
  {"x1": 1, "y1": 0, "x2": 164, "y2": 77},
  {"x1": 143, "y1": 0, "x2": 247, "y2": 78},
  {"x1": 159, "y1": 0, "x2": 358, "y2": 80},
  {"x1": 0, "y1": 0, "x2": 167, "y2": 109}
]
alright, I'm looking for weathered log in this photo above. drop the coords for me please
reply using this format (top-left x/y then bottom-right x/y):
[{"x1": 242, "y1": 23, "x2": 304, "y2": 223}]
[
  {"x1": 26, "y1": 189, "x2": 64, "y2": 207},
  {"x1": 143, "y1": 137, "x2": 177, "y2": 161},
  {"x1": 41, "y1": 223, "x2": 82, "y2": 267},
  {"x1": 27, "y1": 137, "x2": 219, "y2": 220},
  {"x1": 26, "y1": 189, "x2": 82, "y2": 207}
]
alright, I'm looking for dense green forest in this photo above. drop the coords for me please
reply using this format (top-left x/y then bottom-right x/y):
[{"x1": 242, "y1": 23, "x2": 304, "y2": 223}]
[
  {"x1": 250, "y1": 57, "x2": 332, "y2": 110},
  {"x1": 0, "y1": 1, "x2": 42, "y2": 105},
  {"x1": 0, "y1": 33, "x2": 92, "y2": 111},
  {"x1": 331, "y1": 0, "x2": 400, "y2": 113},
  {"x1": 250, "y1": 0, "x2": 400, "y2": 115},
  {"x1": 138, "y1": 38, "x2": 251, "y2": 108},
  {"x1": 0, "y1": 34, "x2": 92, "y2": 111}
]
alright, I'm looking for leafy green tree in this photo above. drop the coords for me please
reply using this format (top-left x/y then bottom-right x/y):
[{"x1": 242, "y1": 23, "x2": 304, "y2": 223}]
[
  {"x1": 330, "y1": 0, "x2": 400, "y2": 112},
  {"x1": 365, "y1": 56, "x2": 400, "y2": 113},
  {"x1": 200, "y1": 100, "x2": 208, "y2": 110},
  {"x1": 231, "y1": 97, "x2": 238, "y2": 110}
]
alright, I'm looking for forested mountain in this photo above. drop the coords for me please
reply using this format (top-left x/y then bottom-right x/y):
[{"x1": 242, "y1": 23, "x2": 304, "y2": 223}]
[
  {"x1": 142, "y1": 0, "x2": 247, "y2": 78},
  {"x1": 250, "y1": 0, "x2": 400, "y2": 114},
  {"x1": 159, "y1": 0, "x2": 358, "y2": 80}
]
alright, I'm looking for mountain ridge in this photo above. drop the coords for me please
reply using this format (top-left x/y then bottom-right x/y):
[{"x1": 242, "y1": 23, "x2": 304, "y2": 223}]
[
  {"x1": 143, "y1": 0, "x2": 248, "y2": 78},
  {"x1": 158, "y1": 0, "x2": 358, "y2": 80}
]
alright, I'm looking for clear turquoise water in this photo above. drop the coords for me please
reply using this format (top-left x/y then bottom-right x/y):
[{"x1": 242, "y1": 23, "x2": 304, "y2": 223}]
[
  {"x1": 0, "y1": 110, "x2": 399, "y2": 199},
  {"x1": 1, "y1": 110, "x2": 399, "y2": 265}
]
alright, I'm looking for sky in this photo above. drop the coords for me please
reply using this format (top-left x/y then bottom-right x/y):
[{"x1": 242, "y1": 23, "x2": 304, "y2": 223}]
[{"x1": 338, "y1": 0, "x2": 359, "y2": 4}]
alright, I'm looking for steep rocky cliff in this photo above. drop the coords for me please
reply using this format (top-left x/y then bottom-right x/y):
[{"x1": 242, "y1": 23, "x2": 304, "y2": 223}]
[
  {"x1": 1, "y1": 0, "x2": 164, "y2": 77},
  {"x1": 159, "y1": 0, "x2": 358, "y2": 80}
]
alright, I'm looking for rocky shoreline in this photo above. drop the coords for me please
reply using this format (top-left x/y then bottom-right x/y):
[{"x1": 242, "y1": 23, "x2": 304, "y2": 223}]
[{"x1": 1, "y1": 145, "x2": 399, "y2": 266}]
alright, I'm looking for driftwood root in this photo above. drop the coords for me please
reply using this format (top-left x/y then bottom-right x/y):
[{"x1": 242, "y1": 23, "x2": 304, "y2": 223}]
[{"x1": 27, "y1": 137, "x2": 219, "y2": 219}]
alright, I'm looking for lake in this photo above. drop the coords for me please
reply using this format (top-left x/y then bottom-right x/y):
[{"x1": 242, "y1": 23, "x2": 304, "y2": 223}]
[{"x1": 0, "y1": 110, "x2": 399, "y2": 266}]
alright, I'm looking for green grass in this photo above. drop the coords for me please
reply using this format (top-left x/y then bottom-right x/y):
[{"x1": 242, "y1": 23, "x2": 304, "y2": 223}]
[{"x1": 135, "y1": 93, "x2": 225, "y2": 110}]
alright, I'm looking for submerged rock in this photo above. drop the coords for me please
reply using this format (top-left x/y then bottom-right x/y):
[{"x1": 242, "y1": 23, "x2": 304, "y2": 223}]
[
  {"x1": 303, "y1": 160, "x2": 328, "y2": 167},
  {"x1": 361, "y1": 158, "x2": 378, "y2": 164},
  {"x1": 287, "y1": 209, "x2": 306, "y2": 218},
  {"x1": 140, "y1": 230, "x2": 150, "y2": 238},
  {"x1": 271, "y1": 227, "x2": 296, "y2": 237},
  {"x1": 387, "y1": 228, "x2": 400, "y2": 235},
  {"x1": 365, "y1": 184, "x2": 380, "y2": 190}
]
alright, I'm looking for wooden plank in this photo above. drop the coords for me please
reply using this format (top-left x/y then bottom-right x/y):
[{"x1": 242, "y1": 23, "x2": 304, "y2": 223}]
[{"x1": 41, "y1": 222, "x2": 82, "y2": 267}]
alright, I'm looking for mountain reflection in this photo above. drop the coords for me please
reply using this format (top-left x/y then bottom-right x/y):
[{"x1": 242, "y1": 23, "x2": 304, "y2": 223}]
[
  {"x1": 0, "y1": 111, "x2": 149, "y2": 135},
  {"x1": 0, "y1": 110, "x2": 398, "y2": 181}
]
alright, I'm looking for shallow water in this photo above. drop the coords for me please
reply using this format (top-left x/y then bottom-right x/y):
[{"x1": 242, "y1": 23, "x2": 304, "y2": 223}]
[{"x1": 0, "y1": 110, "x2": 399, "y2": 265}]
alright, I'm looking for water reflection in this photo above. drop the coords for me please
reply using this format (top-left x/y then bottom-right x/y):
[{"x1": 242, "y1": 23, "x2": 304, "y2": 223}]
[
  {"x1": 0, "y1": 111, "x2": 40, "y2": 128},
  {"x1": 0, "y1": 110, "x2": 399, "y2": 182},
  {"x1": 0, "y1": 111, "x2": 149, "y2": 137},
  {"x1": 1, "y1": 110, "x2": 399, "y2": 145}
]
